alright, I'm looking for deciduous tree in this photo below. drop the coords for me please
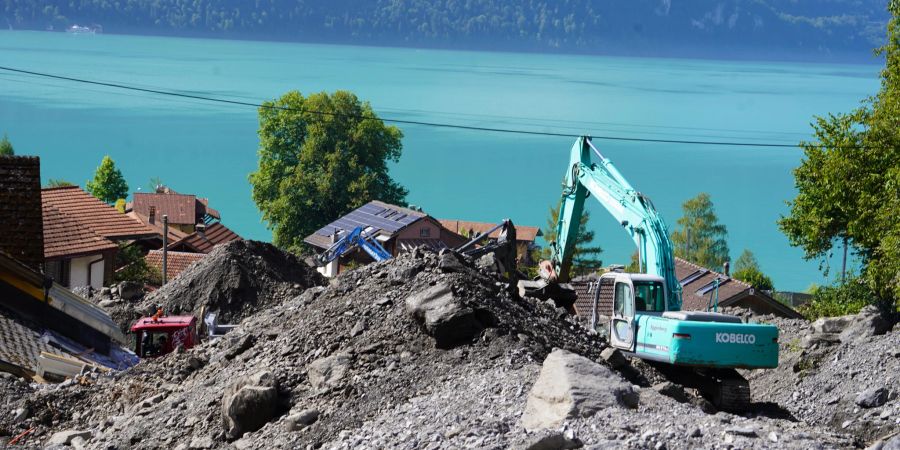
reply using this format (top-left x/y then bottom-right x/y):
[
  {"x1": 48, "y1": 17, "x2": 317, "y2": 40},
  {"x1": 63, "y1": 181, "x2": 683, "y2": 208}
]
[
  {"x1": 670, "y1": 193, "x2": 730, "y2": 270},
  {"x1": 249, "y1": 90, "x2": 407, "y2": 251},
  {"x1": 780, "y1": 3, "x2": 900, "y2": 308},
  {"x1": 732, "y1": 249, "x2": 774, "y2": 291},
  {"x1": 86, "y1": 156, "x2": 129, "y2": 204}
]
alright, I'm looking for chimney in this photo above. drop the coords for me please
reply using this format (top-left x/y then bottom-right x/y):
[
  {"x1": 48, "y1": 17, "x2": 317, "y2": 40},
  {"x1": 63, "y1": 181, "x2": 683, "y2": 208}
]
[
  {"x1": 149, "y1": 206, "x2": 156, "y2": 224},
  {"x1": 723, "y1": 261, "x2": 730, "y2": 277}
]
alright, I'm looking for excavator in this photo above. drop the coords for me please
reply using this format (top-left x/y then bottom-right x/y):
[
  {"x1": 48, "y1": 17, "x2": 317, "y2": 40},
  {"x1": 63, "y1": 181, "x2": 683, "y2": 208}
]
[{"x1": 541, "y1": 136, "x2": 779, "y2": 411}]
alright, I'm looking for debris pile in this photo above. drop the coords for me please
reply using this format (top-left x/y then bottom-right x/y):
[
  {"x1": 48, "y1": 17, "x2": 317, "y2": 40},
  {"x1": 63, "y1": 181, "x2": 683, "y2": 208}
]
[
  {"x1": 0, "y1": 244, "x2": 893, "y2": 449},
  {"x1": 745, "y1": 305, "x2": 900, "y2": 445}
]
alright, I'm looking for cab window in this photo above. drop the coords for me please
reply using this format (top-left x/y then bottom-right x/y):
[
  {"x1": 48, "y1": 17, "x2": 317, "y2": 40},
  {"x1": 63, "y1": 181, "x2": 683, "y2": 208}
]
[
  {"x1": 633, "y1": 281, "x2": 666, "y2": 312},
  {"x1": 614, "y1": 282, "x2": 633, "y2": 317}
]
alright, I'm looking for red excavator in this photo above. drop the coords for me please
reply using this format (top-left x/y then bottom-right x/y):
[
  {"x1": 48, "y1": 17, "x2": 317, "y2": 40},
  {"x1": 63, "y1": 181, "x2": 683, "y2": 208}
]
[{"x1": 131, "y1": 307, "x2": 234, "y2": 358}]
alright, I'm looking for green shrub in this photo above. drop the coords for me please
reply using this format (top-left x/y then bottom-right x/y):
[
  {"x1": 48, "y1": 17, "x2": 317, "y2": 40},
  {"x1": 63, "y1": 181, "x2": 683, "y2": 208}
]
[
  {"x1": 800, "y1": 276, "x2": 873, "y2": 320},
  {"x1": 114, "y1": 243, "x2": 161, "y2": 286}
]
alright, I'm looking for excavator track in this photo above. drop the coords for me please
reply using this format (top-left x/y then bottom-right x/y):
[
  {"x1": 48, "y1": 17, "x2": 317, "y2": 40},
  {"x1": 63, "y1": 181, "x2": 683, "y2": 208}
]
[
  {"x1": 705, "y1": 369, "x2": 751, "y2": 412},
  {"x1": 649, "y1": 363, "x2": 751, "y2": 413}
]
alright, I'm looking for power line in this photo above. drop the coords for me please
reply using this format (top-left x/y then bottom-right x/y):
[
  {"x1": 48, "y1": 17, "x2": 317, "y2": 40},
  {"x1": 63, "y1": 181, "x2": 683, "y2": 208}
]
[{"x1": 0, "y1": 65, "x2": 833, "y2": 148}]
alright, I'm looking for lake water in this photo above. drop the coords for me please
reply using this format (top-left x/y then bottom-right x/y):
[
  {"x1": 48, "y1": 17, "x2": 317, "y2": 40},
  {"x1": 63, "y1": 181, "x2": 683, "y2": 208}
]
[{"x1": 0, "y1": 30, "x2": 881, "y2": 291}]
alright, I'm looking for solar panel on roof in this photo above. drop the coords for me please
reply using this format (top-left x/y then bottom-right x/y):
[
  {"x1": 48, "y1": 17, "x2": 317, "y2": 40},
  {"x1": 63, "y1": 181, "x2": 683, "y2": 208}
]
[{"x1": 312, "y1": 201, "x2": 421, "y2": 238}]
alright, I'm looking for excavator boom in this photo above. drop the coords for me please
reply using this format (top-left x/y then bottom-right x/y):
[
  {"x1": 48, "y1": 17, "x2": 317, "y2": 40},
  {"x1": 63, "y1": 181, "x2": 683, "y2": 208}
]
[{"x1": 551, "y1": 136, "x2": 682, "y2": 311}]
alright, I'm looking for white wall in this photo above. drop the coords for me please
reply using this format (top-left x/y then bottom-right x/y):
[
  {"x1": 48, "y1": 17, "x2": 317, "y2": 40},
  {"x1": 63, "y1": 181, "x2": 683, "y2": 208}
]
[
  {"x1": 317, "y1": 260, "x2": 338, "y2": 278},
  {"x1": 69, "y1": 255, "x2": 105, "y2": 290}
]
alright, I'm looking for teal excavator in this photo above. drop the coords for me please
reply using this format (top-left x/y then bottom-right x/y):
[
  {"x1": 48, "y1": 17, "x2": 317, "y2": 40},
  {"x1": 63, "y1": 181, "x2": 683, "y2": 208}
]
[{"x1": 542, "y1": 136, "x2": 779, "y2": 411}]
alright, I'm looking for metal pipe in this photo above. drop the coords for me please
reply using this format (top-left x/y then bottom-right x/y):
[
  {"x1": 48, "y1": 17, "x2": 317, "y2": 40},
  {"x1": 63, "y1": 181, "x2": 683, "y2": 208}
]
[
  {"x1": 162, "y1": 215, "x2": 168, "y2": 285},
  {"x1": 456, "y1": 220, "x2": 508, "y2": 253}
]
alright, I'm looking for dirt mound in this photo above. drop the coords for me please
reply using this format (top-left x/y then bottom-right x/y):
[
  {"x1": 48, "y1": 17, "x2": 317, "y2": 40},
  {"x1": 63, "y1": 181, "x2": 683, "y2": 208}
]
[{"x1": 135, "y1": 240, "x2": 325, "y2": 324}]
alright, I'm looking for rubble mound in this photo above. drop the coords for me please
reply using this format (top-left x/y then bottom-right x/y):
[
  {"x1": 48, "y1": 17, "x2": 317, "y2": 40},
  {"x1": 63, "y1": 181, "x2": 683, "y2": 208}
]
[
  {"x1": 745, "y1": 306, "x2": 900, "y2": 444},
  {"x1": 0, "y1": 249, "x2": 868, "y2": 449},
  {"x1": 144, "y1": 240, "x2": 326, "y2": 324}
]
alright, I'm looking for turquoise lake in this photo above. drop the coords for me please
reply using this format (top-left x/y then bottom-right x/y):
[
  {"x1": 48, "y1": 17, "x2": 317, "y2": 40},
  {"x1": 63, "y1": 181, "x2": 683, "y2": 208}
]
[{"x1": 0, "y1": 30, "x2": 882, "y2": 291}]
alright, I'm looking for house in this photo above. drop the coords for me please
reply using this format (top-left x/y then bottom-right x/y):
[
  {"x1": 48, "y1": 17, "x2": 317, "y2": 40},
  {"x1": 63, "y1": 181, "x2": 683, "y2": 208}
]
[
  {"x1": 304, "y1": 200, "x2": 467, "y2": 277},
  {"x1": 127, "y1": 188, "x2": 241, "y2": 280},
  {"x1": 675, "y1": 257, "x2": 802, "y2": 319},
  {"x1": 42, "y1": 186, "x2": 157, "y2": 289},
  {"x1": 129, "y1": 187, "x2": 221, "y2": 234},
  {"x1": 438, "y1": 219, "x2": 543, "y2": 265},
  {"x1": 0, "y1": 157, "x2": 133, "y2": 380},
  {"x1": 570, "y1": 257, "x2": 802, "y2": 320}
]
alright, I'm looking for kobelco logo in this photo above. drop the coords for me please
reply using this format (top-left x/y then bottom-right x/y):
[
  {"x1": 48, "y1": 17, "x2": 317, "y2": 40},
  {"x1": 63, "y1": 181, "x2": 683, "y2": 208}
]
[{"x1": 715, "y1": 333, "x2": 756, "y2": 344}]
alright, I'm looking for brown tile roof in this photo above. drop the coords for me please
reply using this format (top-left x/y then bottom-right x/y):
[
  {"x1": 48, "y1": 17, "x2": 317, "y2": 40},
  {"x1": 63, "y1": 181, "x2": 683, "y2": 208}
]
[
  {"x1": 0, "y1": 156, "x2": 44, "y2": 270},
  {"x1": 43, "y1": 205, "x2": 117, "y2": 259},
  {"x1": 675, "y1": 257, "x2": 753, "y2": 311},
  {"x1": 42, "y1": 187, "x2": 156, "y2": 240},
  {"x1": 438, "y1": 219, "x2": 543, "y2": 242},
  {"x1": 171, "y1": 223, "x2": 241, "y2": 253},
  {"x1": 132, "y1": 192, "x2": 198, "y2": 225},
  {"x1": 145, "y1": 250, "x2": 206, "y2": 281},
  {"x1": 126, "y1": 211, "x2": 190, "y2": 243}
]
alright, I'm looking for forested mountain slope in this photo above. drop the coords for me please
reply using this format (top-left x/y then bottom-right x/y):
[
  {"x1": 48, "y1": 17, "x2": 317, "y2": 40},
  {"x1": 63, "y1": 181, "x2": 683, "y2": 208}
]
[{"x1": 2, "y1": 1, "x2": 891, "y2": 61}]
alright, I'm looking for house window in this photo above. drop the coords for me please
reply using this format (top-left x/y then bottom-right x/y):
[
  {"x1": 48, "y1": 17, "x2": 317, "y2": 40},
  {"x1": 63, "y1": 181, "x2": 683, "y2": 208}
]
[{"x1": 419, "y1": 227, "x2": 431, "y2": 238}]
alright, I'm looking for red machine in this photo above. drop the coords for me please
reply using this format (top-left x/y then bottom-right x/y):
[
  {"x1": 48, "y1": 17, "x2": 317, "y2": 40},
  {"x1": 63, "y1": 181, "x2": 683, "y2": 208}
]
[{"x1": 130, "y1": 310, "x2": 198, "y2": 358}]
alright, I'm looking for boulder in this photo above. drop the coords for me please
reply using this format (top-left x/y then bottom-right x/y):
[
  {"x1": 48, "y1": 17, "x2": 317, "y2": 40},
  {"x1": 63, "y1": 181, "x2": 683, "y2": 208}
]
[
  {"x1": 307, "y1": 353, "x2": 352, "y2": 389},
  {"x1": 652, "y1": 382, "x2": 689, "y2": 403},
  {"x1": 476, "y1": 253, "x2": 501, "y2": 273},
  {"x1": 811, "y1": 316, "x2": 852, "y2": 335},
  {"x1": 522, "y1": 349, "x2": 639, "y2": 430},
  {"x1": 405, "y1": 282, "x2": 484, "y2": 348},
  {"x1": 221, "y1": 370, "x2": 280, "y2": 439},
  {"x1": 225, "y1": 334, "x2": 256, "y2": 360},
  {"x1": 600, "y1": 347, "x2": 627, "y2": 369},
  {"x1": 841, "y1": 305, "x2": 894, "y2": 340},
  {"x1": 438, "y1": 251, "x2": 469, "y2": 273},
  {"x1": 47, "y1": 430, "x2": 92, "y2": 445},
  {"x1": 856, "y1": 387, "x2": 889, "y2": 408},
  {"x1": 284, "y1": 408, "x2": 320, "y2": 431},
  {"x1": 118, "y1": 281, "x2": 144, "y2": 301}
]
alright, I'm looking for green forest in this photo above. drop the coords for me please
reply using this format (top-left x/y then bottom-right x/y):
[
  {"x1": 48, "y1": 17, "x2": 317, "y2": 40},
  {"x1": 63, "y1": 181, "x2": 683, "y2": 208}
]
[{"x1": 1, "y1": 0, "x2": 891, "y2": 60}]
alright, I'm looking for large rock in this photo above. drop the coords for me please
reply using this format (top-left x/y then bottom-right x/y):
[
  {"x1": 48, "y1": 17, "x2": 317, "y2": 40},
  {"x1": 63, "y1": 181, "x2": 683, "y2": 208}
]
[
  {"x1": 308, "y1": 353, "x2": 352, "y2": 389},
  {"x1": 405, "y1": 282, "x2": 484, "y2": 348},
  {"x1": 811, "y1": 316, "x2": 852, "y2": 335},
  {"x1": 47, "y1": 430, "x2": 91, "y2": 445},
  {"x1": 522, "y1": 349, "x2": 639, "y2": 430},
  {"x1": 841, "y1": 305, "x2": 894, "y2": 340},
  {"x1": 118, "y1": 281, "x2": 143, "y2": 301},
  {"x1": 856, "y1": 387, "x2": 889, "y2": 408},
  {"x1": 221, "y1": 370, "x2": 280, "y2": 439}
]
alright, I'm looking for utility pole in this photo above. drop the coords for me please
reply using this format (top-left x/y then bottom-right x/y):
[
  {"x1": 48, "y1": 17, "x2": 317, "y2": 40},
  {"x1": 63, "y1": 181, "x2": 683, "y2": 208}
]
[
  {"x1": 841, "y1": 237, "x2": 848, "y2": 284},
  {"x1": 162, "y1": 215, "x2": 169, "y2": 285}
]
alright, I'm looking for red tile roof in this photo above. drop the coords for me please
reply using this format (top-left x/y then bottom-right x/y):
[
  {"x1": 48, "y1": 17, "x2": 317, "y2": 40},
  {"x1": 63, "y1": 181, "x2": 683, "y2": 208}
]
[
  {"x1": 126, "y1": 210, "x2": 190, "y2": 243},
  {"x1": 132, "y1": 192, "x2": 198, "y2": 225},
  {"x1": 171, "y1": 223, "x2": 242, "y2": 253},
  {"x1": 438, "y1": 219, "x2": 543, "y2": 242},
  {"x1": 43, "y1": 205, "x2": 117, "y2": 259},
  {"x1": 42, "y1": 187, "x2": 156, "y2": 240},
  {"x1": 145, "y1": 250, "x2": 206, "y2": 281}
]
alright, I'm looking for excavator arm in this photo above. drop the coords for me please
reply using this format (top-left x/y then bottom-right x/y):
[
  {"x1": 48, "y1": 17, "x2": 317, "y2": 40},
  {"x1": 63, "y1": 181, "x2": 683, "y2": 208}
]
[{"x1": 550, "y1": 136, "x2": 682, "y2": 311}]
